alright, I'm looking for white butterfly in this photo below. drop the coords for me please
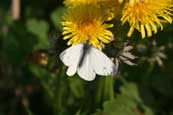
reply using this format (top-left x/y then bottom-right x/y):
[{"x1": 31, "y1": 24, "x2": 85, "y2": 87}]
[{"x1": 59, "y1": 43, "x2": 116, "y2": 81}]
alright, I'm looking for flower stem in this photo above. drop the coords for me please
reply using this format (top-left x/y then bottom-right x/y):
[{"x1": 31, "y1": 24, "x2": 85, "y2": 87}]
[{"x1": 96, "y1": 76, "x2": 114, "y2": 104}]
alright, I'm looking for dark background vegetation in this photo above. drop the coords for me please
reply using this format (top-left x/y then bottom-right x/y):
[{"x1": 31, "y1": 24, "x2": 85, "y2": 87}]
[{"x1": 0, "y1": 0, "x2": 173, "y2": 115}]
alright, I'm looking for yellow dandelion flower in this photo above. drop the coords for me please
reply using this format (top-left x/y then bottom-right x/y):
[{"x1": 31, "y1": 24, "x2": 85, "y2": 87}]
[
  {"x1": 118, "y1": 0, "x2": 142, "y2": 6},
  {"x1": 64, "y1": 0, "x2": 105, "y2": 7},
  {"x1": 64, "y1": 0, "x2": 121, "y2": 21},
  {"x1": 121, "y1": 0, "x2": 173, "y2": 38},
  {"x1": 100, "y1": 0, "x2": 122, "y2": 21},
  {"x1": 61, "y1": 5, "x2": 113, "y2": 50}
]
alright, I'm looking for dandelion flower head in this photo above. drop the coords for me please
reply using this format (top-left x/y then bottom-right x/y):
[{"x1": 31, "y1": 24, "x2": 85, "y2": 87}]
[
  {"x1": 64, "y1": 0, "x2": 106, "y2": 7},
  {"x1": 121, "y1": 0, "x2": 173, "y2": 38},
  {"x1": 63, "y1": 0, "x2": 120, "y2": 21},
  {"x1": 118, "y1": 0, "x2": 141, "y2": 6},
  {"x1": 62, "y1": 5, "x2": 113, "y2": 50},
  {"x1": 100, "y1": 0, "x2": 122, "y2": 21}
]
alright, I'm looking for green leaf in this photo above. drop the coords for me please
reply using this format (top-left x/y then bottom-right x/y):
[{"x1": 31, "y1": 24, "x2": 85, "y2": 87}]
[
  {"x1": 27, "y1": 19, "x2": 50, "y2": 49},
  {"x1": 68, "y1": 77, "x2": 85, "y2": 98},
  {"x1": 120, "y1": 82, "x2": 142, "y2": 103},
  {"x1": 120, "y1": 82, "x2": 155, "y2": 115},
  {"x1": 143, "y1": 106, "x2": 154, "y2": 115},
  {"x1": 1, "y1": 24, "x2": 36, "y2": 64},
  {"x1": 51, "y1": 7, "x2": 65, "y2": 31},
  {"x1": 103, "y1": 95, "x2": 138, "y2": 115},
  {"x1": 29, "y1": 64, "x2": 56, "y2": 98},
  {"x1": 151, "y1": 75, "x2": 173, "y2": 97}
]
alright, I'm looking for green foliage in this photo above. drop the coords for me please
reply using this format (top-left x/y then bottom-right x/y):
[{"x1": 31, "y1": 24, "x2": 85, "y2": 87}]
[
  {"x1": 0, "y1": 1, "x2": 173, "y2": 115},
  {"x1": 120, "y1": 82, "x2": 142, "y2": 103},
  {"x1": 51, "y1": 7, "x2": 65, "y2": 31},
  {"x1": 103, "y1": 95, "x2": 138, "y2": 115},
  {"x1": 27, "y1": 19, "x2": 50, "y2": 50}
]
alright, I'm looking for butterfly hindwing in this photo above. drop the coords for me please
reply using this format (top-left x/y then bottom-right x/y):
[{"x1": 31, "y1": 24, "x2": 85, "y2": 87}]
[
  {"x1": 66, "y1": 64, "x2": 78, "y2": 76},
  {"x1": 77, "y1": 49, "x2": 96, "y2": 81},
  {"x1": 90, "y1": 46, "x2": 116, "y2": 76}
]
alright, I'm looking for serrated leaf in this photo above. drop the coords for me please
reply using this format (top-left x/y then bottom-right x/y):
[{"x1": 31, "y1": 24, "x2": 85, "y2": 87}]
[
  {"x1": 143, "y1": 106, "x2": 154, "y2": 115},
  {"x1": 51, "y1": 7, "x2": 65, "y2": 31},
  {"x1": 103, "y1": 95, "x2": 138, "y2": 115},
  {"x1": 1, "y1": 25, "x2": 36, "y2": 64},
  {"x1": 68, "y1": 77, "x2": 85, "y2": 98},
  {"x1": 27, "y1": 19, "x2": 50, "y2": 49},
  {"x1": 120, "y1": 82, "x2": 142, "y2": 103}
]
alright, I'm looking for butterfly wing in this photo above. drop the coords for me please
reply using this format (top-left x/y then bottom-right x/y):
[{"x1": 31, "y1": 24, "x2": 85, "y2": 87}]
[
  {"x1": 77, "y1": 50, "x2": 96, "y2": 81},
  {"x1": 59, "y1": 44, "x2": 83, "y2": 76},
  {"x1": 90, "y1": 46, "x2": 116, "y2": 76}
]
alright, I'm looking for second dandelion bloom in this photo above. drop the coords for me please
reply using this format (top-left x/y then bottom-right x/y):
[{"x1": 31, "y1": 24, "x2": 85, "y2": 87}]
[
  {"x1": 61, "y1": 5, "x2": 114, "y2": 50},
  {"x1": 121, "y1": 0, "x2": 173, "y2": 38}
]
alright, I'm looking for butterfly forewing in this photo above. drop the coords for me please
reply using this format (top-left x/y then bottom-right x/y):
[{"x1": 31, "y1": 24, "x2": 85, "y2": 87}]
[
  {"x1": 60, "y1": 44, "x2": 83, "y2": 66},
  {"x1": 60, "y1": 44, "x2": 83, "y2": 76}
]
